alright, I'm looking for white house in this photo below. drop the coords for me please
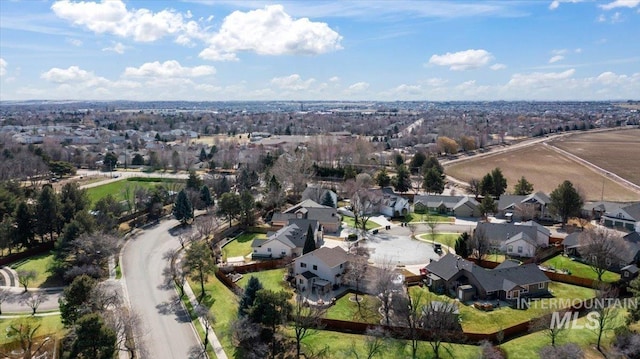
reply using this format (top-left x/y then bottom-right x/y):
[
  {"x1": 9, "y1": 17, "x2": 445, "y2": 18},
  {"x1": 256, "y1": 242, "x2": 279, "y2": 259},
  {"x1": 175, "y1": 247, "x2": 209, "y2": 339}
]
[
  {"x1": 602, "y1": 202, "x2": 640, "y2": 232},
  {"x1": 374, "y1": 187, "x2": 410, "y2": 218},
  {"x1": 504, "y1": 232, "x2": 537, "y2": 257},
  {"x1": 293, "y1": 247, "x2": 349, "y2": 295},
  {"x1": 251, "y1": 219, "x2": 322, "y2": 259}
]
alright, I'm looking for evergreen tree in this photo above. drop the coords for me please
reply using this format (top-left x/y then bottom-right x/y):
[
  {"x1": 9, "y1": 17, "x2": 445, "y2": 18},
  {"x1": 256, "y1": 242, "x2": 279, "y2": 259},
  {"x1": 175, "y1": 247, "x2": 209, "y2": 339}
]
[
  {"x1": 303, "y1": 225, "x2": 316, "y2": 255},
  {"x1": 480, "y1": 173, "x2": 494, "y2": 197},
  {"x1": 199, "y1": 148, "x2": 208, "y2": 162},
  {"x1": 514, "y1": 176, "x2": 534, "y2": 195},
  {"x1": 321, "y1": 191, "x2": 335, "y2": 208},
  {"x1": 490, "y1": 168, "x2": 508, "y2": 198},
  {"x1": 59, "y1": 183, "x2": 89, "y2": 225},
  {"x1": 212, "y1": 176, "x2": 231, "y2": 197},
  {"x1": 200, "y1": 185, "x2": 213, "y2": 208},
  {"x1": 70, "y1": 314, "x2": 117, "y2": 359},
  {"x1": 393, "y1": 164, "x2": 411, "y2": 193},
  {"x1": 239, "y1": 190, "x2": 256, "y2": 228},
  {"x1": 59, "y1": 275, "x2": 97, "y2": 326},
  {"x1": 423, "y1": 167, "x2": 445, "y2": 194},
  {"x1": 549, "y1": 180, "x2": 583, "y2": 226},
  {"x1": 479, "y1": 195, "x2": 497, "y2": 218},
  {"x1": 409, "y1": 152, "x2": 426, "y2": 174},
  {"x1": 454, "y1": 232, "x2": 470, "y2": 258},
  {"x1": 34, "y1": 186, "x2": 61, "y2": 241},
  {"x1": 186, "y1": 170, "x2": 203, "y2": 191},
  {"x1": 375, "y1": 168, "x2": 391, "y2": 188},
  {"x1": 217, "y1": 192, "x2": 241, "y2": 226},
  {"x1": 239, "y1": 276, "x2": 263, "y2": 317},
  {"x1": 14, "y1": 202, "x2": 34, "y2": 248},
  {"x1": 208, "y1": 145, "x2": 217, "y2": 159},
  {"x1": 423, "y1": 156, "x2": 444, "y2": 176},
  {"x1": 173, "y1": 189, "x2": 193, "y2": 225}
]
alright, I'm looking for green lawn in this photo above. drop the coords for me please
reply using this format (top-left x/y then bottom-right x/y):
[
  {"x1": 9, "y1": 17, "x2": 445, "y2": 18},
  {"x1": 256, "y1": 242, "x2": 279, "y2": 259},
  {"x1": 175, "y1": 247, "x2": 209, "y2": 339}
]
[
  {"x1": 221, "y1": 232, "x2": 266, "y2": 259},
  {"x1": 235, "y1": 268, "x2": 290, "y2": 293},
  {"x1": 0, "y1": 315, "x2": 65, "y2": 345},
  {"x1": 325, "y1": 293, "x2": 381, "y2": 324},
  {"x1": 11, "y1": 252, "x2": 63, "y2": 288},
  {"x1": 417, "y1": 232, "x2": 461, "y2": 250},
  {"x1": 300, "y1": 330, "x2": 481, "y2": 359},
  {"x1": 85, "y1": 177, "x2": 184, "y2": 206},
  {"x1": 342, "y1": 216, "x2": 381, "y2": 230},
  {"x1": 543, "y1": 255, "x2": 620, "y2": 283},
  {"x1": 501, "y1": 308, "x2": 629, "y2": 358},
  {"x1": 410, "y1": 281, "x2": 595, "y2": 334},
  {"x1": 406, "y1": 212, "x2": 455, "y2": 224}
]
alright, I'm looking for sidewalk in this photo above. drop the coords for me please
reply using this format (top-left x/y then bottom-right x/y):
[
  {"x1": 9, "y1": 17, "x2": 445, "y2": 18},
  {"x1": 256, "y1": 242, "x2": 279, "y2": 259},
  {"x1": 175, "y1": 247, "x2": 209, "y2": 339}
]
[{"x1": 182, "y1": 277, "x2": 228, "y2": 359}]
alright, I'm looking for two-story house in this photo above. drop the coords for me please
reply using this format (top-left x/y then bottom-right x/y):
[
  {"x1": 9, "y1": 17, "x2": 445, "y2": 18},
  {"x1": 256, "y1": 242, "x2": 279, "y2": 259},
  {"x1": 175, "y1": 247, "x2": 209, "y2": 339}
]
[{"x1": 292, "y1": 246, "x2": 349, "y2": 295}]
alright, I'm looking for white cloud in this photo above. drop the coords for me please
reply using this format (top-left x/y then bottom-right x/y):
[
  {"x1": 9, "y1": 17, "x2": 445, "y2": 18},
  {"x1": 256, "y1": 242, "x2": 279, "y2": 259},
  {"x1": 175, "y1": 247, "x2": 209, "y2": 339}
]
[
  {"x1": 329, "y1": 76, "x2": 340, "y2": 83},
  {"x1": 549, "y1": 55, "x2": 565, "y2": 63},
  {"x1": 428, "y1": 49, "x2": 493, "y2": 71},
  {"x1": 66, "y1": 38, "x2": 83, "y2": 47},
  {"x1": 490, "y1": 63, "x2": 507, "y2": 70},
  {"x1": 41, "y1": 65, "x2": 103, "y2": 84},
  {"x1": 507, "y1": 69, "x2": 576, "y2": 88},
  {"x1": 549, "y1": 0, "x2": 584, "y2": 10},
  {"x1": 597, "y1": 14, "x2": 608, "y2": 22},
  {"x1": 270, "y1": 74, "x2": 315, "y2": 90},
  {"x1": 345, "y1": 82, "x2": 369, "y2": 93},
  {"x1": 600, "y1": 0, "x2": 640, "y2": 10},
  {"x1": 51, "y1": 0, "x2": 205, "y2": 44},
  {"x1": 199, "y1": 5, "x2": 342, "y2": 61},
  {"x1": 0, "y1": 58, "x2": 7, "y2": 77},
  {"x1": 102, "y1": 42, "x2": 127, "y2": 54},
  {"x1": 124, "y1": 60, "x2": 216, "y2": 78}
]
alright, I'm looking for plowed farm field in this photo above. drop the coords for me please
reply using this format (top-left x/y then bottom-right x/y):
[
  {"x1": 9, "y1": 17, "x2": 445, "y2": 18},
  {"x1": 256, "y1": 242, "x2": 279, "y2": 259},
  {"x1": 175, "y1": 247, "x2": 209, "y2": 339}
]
[
  {"x1": 549, "y1": 128, "x2": 640, "y2": 187},
  {"x1": 445, "y1": 129, "x2": 640, "y2": 201}
]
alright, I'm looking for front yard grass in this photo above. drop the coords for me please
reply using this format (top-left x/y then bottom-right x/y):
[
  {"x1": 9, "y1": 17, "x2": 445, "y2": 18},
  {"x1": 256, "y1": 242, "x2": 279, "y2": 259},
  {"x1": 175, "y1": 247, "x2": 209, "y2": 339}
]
[
  {"x1": 11, "y1": 252, "x2": 63, "y2": 288},
  {"x1": 410, "y1": 281, "x2": 595, "y2": 334},
  {"x1": 235, "y1": 268, "x2": 290, "y2": 293},
  {"x1": 221, "y1": 232, "x2": 266, "y2": 259},
  {"x1": 406, "y1": 212, "x2": 455, "y2": 224},
  {"x1": 325, "y1": 292, "x2": 381, "y2": 324},
  {"x1": 85, "y1": 177, "x2": 184, "y2": 205},
  {"x1": 342, "y1": 216, "x2": 380, "y2": 230},
  {"x1": 543, "y1": 255, "x2": 620, "y2": 282},
  {"x1": 0, "y1": 315, "x2": 65, "y2": 345},
  {"x1": 417, "y1": 232, "x2": 461, "y2": 250}
]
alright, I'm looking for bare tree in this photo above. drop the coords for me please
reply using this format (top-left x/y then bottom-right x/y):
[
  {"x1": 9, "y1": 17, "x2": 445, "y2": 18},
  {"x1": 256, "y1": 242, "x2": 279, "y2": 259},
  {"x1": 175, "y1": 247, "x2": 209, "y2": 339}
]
[
  {"x1": 395, "y1": 288, "x2": 424, "y2": 359},
  {"x1": 372, "y1": 261, "x2": 402, "y2": 326},
  {"x1": 271, "y1": 151, "x2": 314, "y2": 196},
  {"x1": 195, "y1": 214, "x2": 219, "y2": 240},
  {"x1": 231, "y1": 316, "x2": 268, "y2": 359},
  {"x1": 578, "y1": 228, "x2": 626, "y2": 281},
  {"x1": 514, "y1": 203, "x2": 538, "y2": 222},
  {"x1": 344, "y1": 246, "x2": 370, "y2": 310},
  {"x1": 539, "y1": 343, "x2": 583, "y2": 359},
  {"x1": 468, "y1": 178, "x2": 481, "y2": 199},
  {"x1": 425, "y1": 214, "x2": 439, "y2": 245},
  {"x1": 421, "y1": 299, "x2": 463, "y2": 359},
  {"x1": 17, "y1": 270, "x2": 37, "y2": 293},
  {"x1": 346, "y1": 327, "x2": 390, "y2": 359},
  {"x1": 20, "y1": 291, "x2": 48, "y2": 315},
  {"x1": 104, "y1": 306, "x2": 147, "y2": 359},
  {"x1": 291, "y1": 294, "x2": 326, "y2": 358},
  {"x1": 4, "y1": 317, "x2": 49, "y2": 359},
  {"x1": 0, "y1": 288, "x2": 14, "y2": 315},
  {"x1": 163, "y1": 249, "x2": 187, "y2": 299},
  {"x1": 469, "y1": 227, "x2": 491, "y2": 261},
  {"x1": 194, "y1": 304, "x2": 215, "y2": 352},
  {"x1": 407, "y1": 223, "x2": 418, "y2": 239},
  {"x1": 529, "y1": 311, "x2": 568, "y2": 347},
  {"x1": 593, "y1": 285, "x2": 620, "y2": 352},
  {"x1": 344, "y1": 175, "x2": 382, "y2": 238}
]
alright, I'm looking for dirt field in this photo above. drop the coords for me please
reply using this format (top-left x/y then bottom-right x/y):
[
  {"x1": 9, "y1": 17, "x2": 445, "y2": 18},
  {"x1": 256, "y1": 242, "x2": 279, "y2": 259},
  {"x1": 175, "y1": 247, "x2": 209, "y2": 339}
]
[
  {"x1": 549, "y1": 128, "x2": 640, "y2": 187},
  {"x1": 445, "y1": 143, "x2": 640, "y2": 202}
]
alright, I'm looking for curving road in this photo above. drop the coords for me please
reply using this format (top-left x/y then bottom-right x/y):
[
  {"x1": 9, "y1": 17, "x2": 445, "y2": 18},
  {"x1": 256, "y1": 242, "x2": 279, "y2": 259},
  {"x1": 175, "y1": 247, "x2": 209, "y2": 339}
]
[{"x1": 121, "y1": 219, "x2": 201, "y2": 359}]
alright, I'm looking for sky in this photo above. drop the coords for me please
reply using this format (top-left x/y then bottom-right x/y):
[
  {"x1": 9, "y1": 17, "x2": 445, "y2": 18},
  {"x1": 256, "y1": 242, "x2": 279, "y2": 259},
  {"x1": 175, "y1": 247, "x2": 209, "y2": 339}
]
[{"x1": 0, "y1": 0, "x2": 639, "y2": 102}]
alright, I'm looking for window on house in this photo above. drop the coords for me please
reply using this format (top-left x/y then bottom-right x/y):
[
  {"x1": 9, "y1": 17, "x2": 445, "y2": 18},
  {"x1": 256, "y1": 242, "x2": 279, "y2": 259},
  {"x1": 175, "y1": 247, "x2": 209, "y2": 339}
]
[
  {"x1": 267, "y1": 248, "x2": 271, "y2": 252},
  {"x1": 300, "y1": 262, "x2": 307, "y2": 268},
  {"x1": 517, "y1": 246, "x2": 523, "y2": 254},
  {"x1": 281, "y1": 251, "x2": 286, "y2": 255},
  {"x1": 299, "y1": 279, "x2": 303, "y2": 284},
  {"x1": 624, "y1": 271, "x2": 629, "y2": 277},
  {"x1": 340, "y1": 263, "x2": 343, "y2": 268},
  {"x1": 507, "y1": 245, "x2": 513, "y2": 252},
  {"x1": 538, "y1": 283, "x2": 545, "y2": 289},
  {"x1": 253, "y1": 249, "x2": 257, "y2": 253},
  {"x1": 313, "y1": 265, "x2": 318, "y2": 270}
]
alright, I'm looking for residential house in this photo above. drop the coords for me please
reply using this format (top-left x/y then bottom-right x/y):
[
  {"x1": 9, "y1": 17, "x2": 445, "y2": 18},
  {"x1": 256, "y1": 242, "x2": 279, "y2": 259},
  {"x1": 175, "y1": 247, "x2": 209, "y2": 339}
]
[
  {"x1": 251, "y1": 219, "x2": 322, "y2": 259},
  {"x1": 413, "y1": 195, "x2": 481, "y2": 217},
  {"x1": 371, "y1": 187, "x2": 410, "y2": 218},
  {"x1": 497, "y1": 192, "x2": 553, "y2": 222},
  {"x1": 562, "y1": 232, "x2": 581, "y2": 257},
  {"x1": 424, "y1": 253, "x2": 550, "y2": 301},
  {"x1": 562, "y1": 231, "x2": 640, "y2": 271},
  {"x1": 581, "y1": 201, "x2": 624, "y2": 220},
  {"x1": 272, "y1": 199, "x2": 341, "y2": 233},
  {"x1": 292, "y1": 246, "x2": 349, "y2": 295},
  {"x1": 475, "y1": 221, "x2": 551, "y2": 258},
  {"x1": 621, "y1": 264, "x2": 639, "y2": 281},
  {"x1": 602, "y1": 202, "x2": 640, "y2": 232}
]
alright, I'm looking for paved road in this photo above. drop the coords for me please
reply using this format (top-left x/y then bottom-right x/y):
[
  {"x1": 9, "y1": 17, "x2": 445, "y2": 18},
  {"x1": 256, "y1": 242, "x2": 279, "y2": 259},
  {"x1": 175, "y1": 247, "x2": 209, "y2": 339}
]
[
  {"x1": 1, "y1": 287, "x2": 62, "y2": 314},
  {"x1": 121, "y1": 219, "x2": 201, "y2": 359}
]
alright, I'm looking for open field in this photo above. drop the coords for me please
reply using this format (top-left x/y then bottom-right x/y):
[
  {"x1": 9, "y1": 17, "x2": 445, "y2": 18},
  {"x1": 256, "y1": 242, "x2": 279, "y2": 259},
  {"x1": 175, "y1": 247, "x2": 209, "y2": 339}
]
[
  {"x1": 85, "y1": 177, "x2": 184, "y2": 205},
  {"x1": 550, "y1": 128, "x2": 640, "y2": 187},
  {"x1": 445, "y1": 143, "x2": 639, "y2": 201}
]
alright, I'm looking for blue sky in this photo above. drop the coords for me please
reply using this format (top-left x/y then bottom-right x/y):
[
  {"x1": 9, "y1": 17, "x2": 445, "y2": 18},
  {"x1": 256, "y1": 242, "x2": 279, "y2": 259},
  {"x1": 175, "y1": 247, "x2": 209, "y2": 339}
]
[{"x1": 0, "y1": 0, "x2": 638, "y2": 101}]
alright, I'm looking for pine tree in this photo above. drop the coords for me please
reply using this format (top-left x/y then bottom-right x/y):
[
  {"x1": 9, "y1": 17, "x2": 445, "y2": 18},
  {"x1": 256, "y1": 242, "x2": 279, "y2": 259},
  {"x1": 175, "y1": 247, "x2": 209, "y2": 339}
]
[
  {"x1": 14, "y1": 202, "x2": 34, "y2": 248},
  {"x1": 303, "y1": 225, "x2": 316, "y2": 255},
  {"x1": 375, "y1": 168, "x2": 391, "y2": 188},
  {"x1": 321, "y1": 191, "x2": 335, "y2": 208},
  {"x1": 199, "y1": 148, "x2": 208, "y2": 162},
  {"x1": 423, "y1": 167, "x2": 445, "y2": 194},
  {"x1": 238, "y1": 277, "x2": 263, "y2": 316},
  {"x1": 454, "y1": 232, "x2": 470, "y2": 258},
  {"x1": 393, "y1": 164, "x2": 411, "y2": 193},
  {"x1": 173, "y1": 189, "x2": 193, "y2": 225},
  {"x1": 186, "y1": 170, "x2": 202, "y2": 191},
  {"x1": 200, "y1": 185, "x2": 213, "y2": 208},
  {"x1": 514, "y1": 176, "x2": 534, "y2": 195},
  {"x1": 35, "y1": 186, "x2": 61, "y2": 241}
]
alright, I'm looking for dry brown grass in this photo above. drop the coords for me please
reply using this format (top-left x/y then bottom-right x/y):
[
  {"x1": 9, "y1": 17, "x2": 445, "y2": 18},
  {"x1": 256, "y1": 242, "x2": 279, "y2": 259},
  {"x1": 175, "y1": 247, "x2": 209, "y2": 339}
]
[
  {"x1": 445, "y1": 143, "x2": 639, "y2": 201},
  {"x1": 550, "y1": 128, "x2": 640, "y2": 187}
]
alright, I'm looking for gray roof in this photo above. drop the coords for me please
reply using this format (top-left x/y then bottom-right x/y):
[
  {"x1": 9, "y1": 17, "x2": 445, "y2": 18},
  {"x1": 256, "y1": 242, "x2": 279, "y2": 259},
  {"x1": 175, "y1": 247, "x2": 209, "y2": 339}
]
[
  {"x1": 497, "y1": 192, "x2": 550, "y2": 211},
  {"x1": 563, "y1": 232, "x2": 581, "y2": 248},
  {"x1": 298, "y1": 246, "x2": 348, "y2": 268},
  {"x1": 255, "y1": 220, "x2": 318, "y2": 249},
  {"x1": 414, "y1": 195, "x2": 463, "y2": 209},
  {"x1": 476, "y1": 221, "x2": 549, "y2": 244},
  {"x1": 582, "y1": 201, "x2": 624, "y2": 213},
  {"x1": 494, "y1": 259, "x2": 521, "y2": 269},
  {"x1": 425, "y1": 253, "x2": 550, "y2": 294},
  {"x1": 505, "y1": 232, "x2": 537, "y2": 247},
  {"x1": 621, "y1": 203, "x2": 640, "y2": 221},
  {"x1": 621, "y1": 232, "x2": 640, "y2": 264},
  {"x1": 273, "y1": 199, "x2": 340, "y2": 225}
]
